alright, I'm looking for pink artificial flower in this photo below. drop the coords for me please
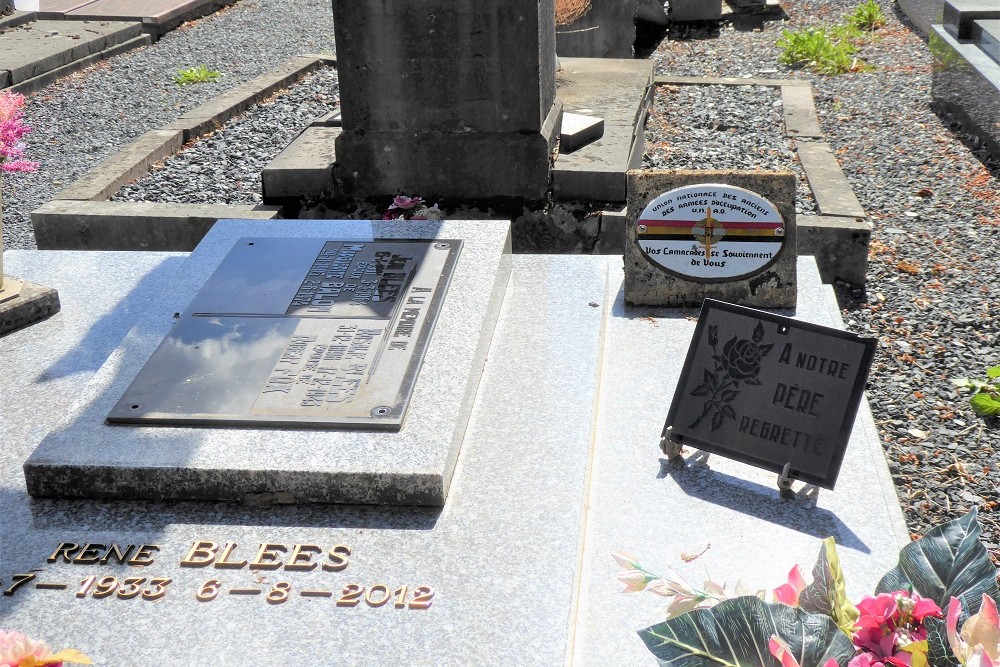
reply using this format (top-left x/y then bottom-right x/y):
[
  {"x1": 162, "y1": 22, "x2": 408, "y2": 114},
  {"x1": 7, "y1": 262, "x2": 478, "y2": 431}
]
[
  {"x1": 0, "y1": 159, "x2": 38, "y2": 173},
  {"x1": 0, "y1": 91, "x2": 38, "y2": 173},
  {"x1": 388, "y1": 194, "x2": 423, "y2": 211},
  {"x1": 0, "y1": 92, "x2": 27, "y2": 121},
  {"x1": 855, "y1": 593, "x2": 899, "y2": 630},
  {"x1": 948, "y1": 595, "x2": 1000, "y2": 665},
  {"x1": 851, "y1": 591, "x2": 940, "y2": 667},
  {"x1": 769, "y1": 636, "x2": 840, "y2": 667},
  {"x1": 773, "y1": 564, "x2": 808, "y2": 606},
  {"x1": 0, "y1": 629, "x2": 52, "y2": 666}
]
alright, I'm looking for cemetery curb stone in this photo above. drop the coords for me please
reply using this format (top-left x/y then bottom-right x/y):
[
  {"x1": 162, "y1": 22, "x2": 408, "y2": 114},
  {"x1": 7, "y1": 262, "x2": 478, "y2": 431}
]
[
  {"x1": 781, "y1": 84, "x2": 823, "y2": 139},
  {"x1": 5, "y1": 31, "x2": 152, "y2": 96},
  {"x1": 54, "y1": 129, "x2": 184, "y2": 201},
  {"x1": 797, "y1": 214, "x2": 871, "y2": 286},
  {"x1": 162, "y1": 55, "x2": 332, "y2": 143},
  {"x1": 32, "y1": 200, "x2": 281, "y2": 250},
  {"x1": 795, "y1": 139, "x2": 867, "y2": 219},
  {"x1": 0, "y1": 19, "x2": 142, "y2": 85}
]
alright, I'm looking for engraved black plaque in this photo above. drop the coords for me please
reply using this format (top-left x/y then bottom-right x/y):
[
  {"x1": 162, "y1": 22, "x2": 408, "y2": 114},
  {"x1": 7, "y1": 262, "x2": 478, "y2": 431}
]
[
  {"x1": 108, "y1": 238, "x2": 461, "y2": 430},
  {"x1": 662, "y1": 299, "x2": 876, "y2": 489}
]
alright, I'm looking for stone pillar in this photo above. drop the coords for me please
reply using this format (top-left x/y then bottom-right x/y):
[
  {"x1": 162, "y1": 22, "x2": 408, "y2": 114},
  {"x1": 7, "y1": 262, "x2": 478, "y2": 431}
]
[{"x1": 331, "y1": 0, "x2": 562, "y2": 200}]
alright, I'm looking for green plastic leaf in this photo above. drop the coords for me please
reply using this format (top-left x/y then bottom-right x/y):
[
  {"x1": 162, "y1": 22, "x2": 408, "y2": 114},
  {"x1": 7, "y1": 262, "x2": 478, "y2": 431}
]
[
  {"x1": 798, "y1": 537, "x2": 859, "y2": 635},
  {"x1": 970, "y1": 392, "x2": 1000, "y2": 416},
  {"x1": 875, "y1": 508, "x2": 1000, "y2": 626},
  {"x1": 987, "y1": 365, "x2": 1000, "y2": 379},
  {"x1": 637, "y1": 596, "x2": 855, "y2": 667},
  {"x1": 924, "y1": 618, "x2": 961, "y2": 667}
]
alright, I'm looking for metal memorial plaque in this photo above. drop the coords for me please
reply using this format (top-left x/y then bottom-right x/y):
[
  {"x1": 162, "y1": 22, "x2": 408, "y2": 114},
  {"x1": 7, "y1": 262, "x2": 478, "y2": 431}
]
[
  {"x1": 108, "y1": 238, "x2": 461, "y2": 430},
  {"x1": 662, "y1": 300, "x2": 876, "y2": 489},
  {"x1": 636, "y1": 183, "x2": 785, "y2": 282}
]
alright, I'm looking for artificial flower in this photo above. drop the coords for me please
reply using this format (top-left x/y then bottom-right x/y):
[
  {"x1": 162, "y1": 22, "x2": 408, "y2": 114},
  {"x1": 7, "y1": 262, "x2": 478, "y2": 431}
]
[
  {"x1": 388, "y1": 194, "x2": 423, "y2": 211},
  {"x1": 617, "y1": 568, "x2": 656, "y2": 593},
  {"x1": 769, "y1": 635, "x2": 839, "y2": 667},
  {"x1": 851, "y1": 592, "x2": 940, "y2": 667},
  {"x1": 0, "y1": 630, "x2": 91, "y2": 666},
  {"x1": 948, "y1": 595, "x2": 1000, "y2": 665},
  {"x1": 0, "y1": 91, "x2": 38, "y2": 173},
  {"x1": 773, "y1": 564, "x2": 808, "y2": 606}
]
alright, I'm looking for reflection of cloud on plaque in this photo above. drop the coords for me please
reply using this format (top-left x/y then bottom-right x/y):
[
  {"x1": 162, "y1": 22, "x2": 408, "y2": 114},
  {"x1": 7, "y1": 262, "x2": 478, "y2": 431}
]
[
  {"x1": 151, "y1": 322, "x2": 291, "y2": 415},
  {"x1": 163, "y1": 324, "x2": 287, "y2": 365}
]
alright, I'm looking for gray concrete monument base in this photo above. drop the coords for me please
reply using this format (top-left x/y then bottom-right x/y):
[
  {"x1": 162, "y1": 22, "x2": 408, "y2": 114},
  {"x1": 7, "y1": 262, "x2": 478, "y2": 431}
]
[{"x1": 1, "y1": 243, "x2": 907, "y2": 664}]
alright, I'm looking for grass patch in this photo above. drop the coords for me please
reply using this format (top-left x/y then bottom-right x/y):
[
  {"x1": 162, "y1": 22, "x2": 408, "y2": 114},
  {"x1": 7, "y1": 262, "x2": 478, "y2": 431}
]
[
  {"x1": 777, "y1": 28, "x2": 858, "y2": 75},
  {"x1": 173, "y1": 65, "x2": 222, "y2": 86},
  {"x1": 847, "y1": 0, "x2": 887, "y2": 32},
  {"x1": 777, "y1": 1, "x2": 884, "y2": 75}
]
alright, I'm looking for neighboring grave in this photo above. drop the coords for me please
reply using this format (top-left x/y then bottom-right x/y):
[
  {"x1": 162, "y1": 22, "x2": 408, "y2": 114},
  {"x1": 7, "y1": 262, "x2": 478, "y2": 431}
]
[
  {"x1": 932, "y1": 0, "x2": 1000, "y2": 159},
  {"x1": 625, "y1": 170, "x2": 797, "y2": 308},
  {"x1": 330, "y1": 0, "x2": 562, "y2": 200}
]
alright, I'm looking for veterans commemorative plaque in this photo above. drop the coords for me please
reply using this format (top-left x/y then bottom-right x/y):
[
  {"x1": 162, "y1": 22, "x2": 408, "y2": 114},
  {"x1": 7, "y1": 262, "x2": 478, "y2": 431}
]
[
  {"x1": 108, "y1": 238, "x2": 461, "y2": 430},
  {"x1": 662, "y1": 300, "x2": 876, "y2": 489},
  {"x1": 636, "y1": 183, "x2": 785, "y2": 282}
]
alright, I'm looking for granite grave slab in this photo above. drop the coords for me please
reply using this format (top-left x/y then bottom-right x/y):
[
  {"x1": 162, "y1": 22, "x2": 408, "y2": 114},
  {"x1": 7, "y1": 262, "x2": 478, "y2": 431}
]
[
  {"x1": 24, "y1": 219, "x2": 511, "y2": 506},
  {"x1": 1, "y1": 243, "x2": 908, "y2": 664}
]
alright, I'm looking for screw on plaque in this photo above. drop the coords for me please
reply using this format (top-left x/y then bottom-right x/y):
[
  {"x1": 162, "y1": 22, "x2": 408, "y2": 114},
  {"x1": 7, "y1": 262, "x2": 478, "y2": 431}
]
[
  {"x1": 371, "y1": 406, "x2": 392, "y2": 417},
  {"x1": 434, "y1": 242, "x2": 449, "y2": 250}
]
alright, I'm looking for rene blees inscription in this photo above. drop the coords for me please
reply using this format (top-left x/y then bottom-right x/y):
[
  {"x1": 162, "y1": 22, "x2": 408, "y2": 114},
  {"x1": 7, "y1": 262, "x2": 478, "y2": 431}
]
[
  {"x1": 108, "y1": 238, "x2": 461, "y2": 430},
  {"x1": 662, "y1": 299, "x2": 876, "y2": 489},
  {"x1": 2, "y1": 540, "x2": 434, "y2": 610}
]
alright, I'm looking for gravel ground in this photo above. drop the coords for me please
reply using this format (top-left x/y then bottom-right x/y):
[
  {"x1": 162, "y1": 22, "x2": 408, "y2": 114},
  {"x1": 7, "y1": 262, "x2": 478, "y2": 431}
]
[
  {"x1": 643, "y1": 84, "x2": 817, "y2": 213},
  {"x1": 113, "y1": 67, "x2": 339, "y2": 205},
  {"x1": 652, "y1": 2, "x2": 1000, "y2": 561},
  {"x1": 2, "y1": 0, "x2": 335, "y2": 249}
]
